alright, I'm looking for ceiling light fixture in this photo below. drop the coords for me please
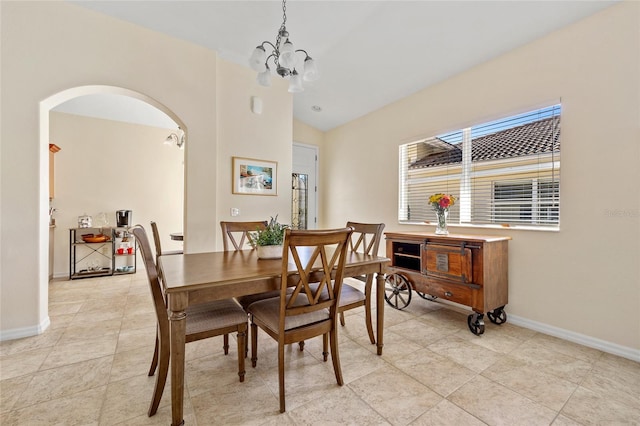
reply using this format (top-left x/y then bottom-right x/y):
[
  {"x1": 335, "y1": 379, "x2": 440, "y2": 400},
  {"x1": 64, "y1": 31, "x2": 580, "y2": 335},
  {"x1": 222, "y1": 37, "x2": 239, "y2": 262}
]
[{"x1": 249, "y1": 0, "x2": 319, "y2": 93}]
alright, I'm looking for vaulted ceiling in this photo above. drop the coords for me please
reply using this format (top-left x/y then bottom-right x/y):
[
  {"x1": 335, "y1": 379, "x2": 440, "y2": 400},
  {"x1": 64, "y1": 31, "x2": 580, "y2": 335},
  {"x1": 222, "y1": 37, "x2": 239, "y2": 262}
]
[{"x1": 59, "y1": 1, "x2": 617, "y2": 131}]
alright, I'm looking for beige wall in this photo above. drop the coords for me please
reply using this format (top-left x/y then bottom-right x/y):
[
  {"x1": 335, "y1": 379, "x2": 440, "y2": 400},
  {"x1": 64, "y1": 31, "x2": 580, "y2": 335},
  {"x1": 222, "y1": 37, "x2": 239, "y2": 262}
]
[
  {"x1": 215, "y1": 61, "x2": 293, "y2": 247},
  {"x1": 0, "y1": 2, "x2": 292, "y2": 338},
  {"x1": 49, "y1": 112, "x2": 185, "y2": 277},
  {"x1": 313, "y1": 2, "x2": 639, "y2": 353}
]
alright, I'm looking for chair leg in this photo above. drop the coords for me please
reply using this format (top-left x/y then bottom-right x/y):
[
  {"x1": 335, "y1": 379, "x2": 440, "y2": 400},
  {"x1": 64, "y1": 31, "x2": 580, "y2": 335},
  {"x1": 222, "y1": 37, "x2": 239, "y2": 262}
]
[
  {"x1": 245, "y1": 331, "x2": 249, "y2": 358},
  {"x1": 298, "y1": 341, "x2": 304, "y2": 351},
  {"x1": 245, "y1": 317, "x2": 249, "y2": 358},
  {"x1": 278, "y1": 340, "x2": 286, "y2": 413},
  {"x1": 148, "y1": 329, "x2": 159, "y2": 376},
  {"x1": 148, "y1": 333, "x2": 170, "y2": 417},
  {"x1": 251, "y1": 321, "x2": 258, "y2": 368},
  {"x1": 223, "y1": 333, "x2": 230, "y2": 355},
  {"x1": 322, "y1": 333, "x2": 329, "y2": 361},
  {"x1": 364, "y1": 289, "x2": 376, "y2": 345},
  {"x1": 329, "y1": 327, "x2": 344, "y2": 387},
  {"x1": 237, "y1": 326, "x2": 246, "y2": 382},
  {"x1": 339, "y1": 311, "x2": 346, "y2": 327}
]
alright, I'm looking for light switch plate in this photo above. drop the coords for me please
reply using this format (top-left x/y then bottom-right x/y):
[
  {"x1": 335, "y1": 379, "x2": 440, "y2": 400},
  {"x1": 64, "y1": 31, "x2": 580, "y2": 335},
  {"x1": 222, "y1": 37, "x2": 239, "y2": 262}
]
[{"x1": 231, "y1": 208, "x2": 239, "y2": 217}]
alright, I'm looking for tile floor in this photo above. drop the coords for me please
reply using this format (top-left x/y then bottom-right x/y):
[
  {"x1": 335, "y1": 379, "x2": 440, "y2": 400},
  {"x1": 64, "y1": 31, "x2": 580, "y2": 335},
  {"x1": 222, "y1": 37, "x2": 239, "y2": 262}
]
[{"x1": 1, "y1": 273, "x2": 639, "y2": 425}]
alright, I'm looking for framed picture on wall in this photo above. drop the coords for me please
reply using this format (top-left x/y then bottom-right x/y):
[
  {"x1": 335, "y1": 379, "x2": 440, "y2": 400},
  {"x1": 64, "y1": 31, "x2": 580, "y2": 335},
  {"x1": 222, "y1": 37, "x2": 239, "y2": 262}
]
[{"x1": 232, "y1": 156, "x2": 278, "y2": 196}]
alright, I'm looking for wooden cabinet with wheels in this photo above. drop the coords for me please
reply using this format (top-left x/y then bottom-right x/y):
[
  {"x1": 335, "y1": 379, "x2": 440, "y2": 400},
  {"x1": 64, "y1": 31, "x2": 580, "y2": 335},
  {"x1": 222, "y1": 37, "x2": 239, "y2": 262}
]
[{"x1": 385, "y1": 232, "x2": 510, "y2": 335}]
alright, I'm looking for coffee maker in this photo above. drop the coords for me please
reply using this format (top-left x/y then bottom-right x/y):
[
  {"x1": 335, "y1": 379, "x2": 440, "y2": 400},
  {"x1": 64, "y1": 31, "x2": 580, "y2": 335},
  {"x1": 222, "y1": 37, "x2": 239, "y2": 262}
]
[{"x1": 116, "y1": 210, "x2": 132, "y2": 228}]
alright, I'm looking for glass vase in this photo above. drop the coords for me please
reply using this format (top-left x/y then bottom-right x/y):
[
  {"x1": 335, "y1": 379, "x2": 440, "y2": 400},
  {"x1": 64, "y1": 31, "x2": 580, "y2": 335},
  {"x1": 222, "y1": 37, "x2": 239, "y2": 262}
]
[{"x1": 435, "y1": 209, "x2": 449, "y2": 235}]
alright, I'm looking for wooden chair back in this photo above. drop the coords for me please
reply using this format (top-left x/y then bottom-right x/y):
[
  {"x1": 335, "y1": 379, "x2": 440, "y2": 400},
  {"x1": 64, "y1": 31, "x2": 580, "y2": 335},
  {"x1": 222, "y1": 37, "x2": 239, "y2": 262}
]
[
  {"x1": 280, "y1": 227, "x2": 353, "y2": 325},
  {"x1": 132, "y1": 225, "x2": 169, "y2": 335},
  {"x1": 220, "y1": 220, "x2": 268, "y2": 251},
  {"x1": 150, "y1": 221, "x2": 163, "y2": 257},
  {"x1": 346, "y1": 221, "x2": 385, "y2": 257}
]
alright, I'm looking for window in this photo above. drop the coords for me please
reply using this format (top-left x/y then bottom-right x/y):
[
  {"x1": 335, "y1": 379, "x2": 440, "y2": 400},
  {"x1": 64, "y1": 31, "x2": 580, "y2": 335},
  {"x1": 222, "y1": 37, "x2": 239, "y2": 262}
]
[{"x1": 398, "y1": 104, "x2": 561, "y2": 229}]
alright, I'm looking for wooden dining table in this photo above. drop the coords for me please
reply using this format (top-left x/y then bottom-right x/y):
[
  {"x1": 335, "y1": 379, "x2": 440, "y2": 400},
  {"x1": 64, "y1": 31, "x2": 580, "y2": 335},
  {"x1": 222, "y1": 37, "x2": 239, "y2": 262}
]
[{"x1": 158, "y1": 248, "x2": 390, "y2": 426}]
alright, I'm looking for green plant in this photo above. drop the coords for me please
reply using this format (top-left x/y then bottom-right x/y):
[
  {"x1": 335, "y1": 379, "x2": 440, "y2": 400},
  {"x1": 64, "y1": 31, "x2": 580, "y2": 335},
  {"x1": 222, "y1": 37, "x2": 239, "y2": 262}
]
[{"x1": 250, "y1": 215, "x2": 288, "y2": 247}]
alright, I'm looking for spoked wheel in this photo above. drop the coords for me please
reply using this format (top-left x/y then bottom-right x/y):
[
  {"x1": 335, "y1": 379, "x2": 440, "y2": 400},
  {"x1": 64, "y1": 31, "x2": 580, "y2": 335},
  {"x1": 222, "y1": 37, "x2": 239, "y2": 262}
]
[
  {"x1": 467, "y1": 312, "x2": 485, "y2": 336},
  {"x1": 384, "y1": 273, "x2": 412, "y2": 310},
  {"x1": 415, "y1": 291, "x2": 438, "y2": 302},
  {"x1": 487, "y1": 306, "x2": 507, "y2": 325}
]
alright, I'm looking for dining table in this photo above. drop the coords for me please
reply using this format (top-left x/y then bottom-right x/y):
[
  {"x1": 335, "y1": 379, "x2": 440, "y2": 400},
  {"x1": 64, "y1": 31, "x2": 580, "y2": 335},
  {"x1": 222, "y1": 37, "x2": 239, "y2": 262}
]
[{"x1": 158, "y1": 248, "x2": 390, "y2": 426}]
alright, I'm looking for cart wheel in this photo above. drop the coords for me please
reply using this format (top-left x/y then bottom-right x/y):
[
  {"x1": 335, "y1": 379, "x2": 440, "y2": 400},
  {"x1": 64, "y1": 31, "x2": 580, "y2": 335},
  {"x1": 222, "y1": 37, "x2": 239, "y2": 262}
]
[
  {"x1": 384, "y1": 273, "x2": 412, "y2": 310},
  {"x1": 415, "y1": 291, "x2": 438, "y2": 301},
  {"x1": 487, "y1": 307, "x2": 507, "y2": 325},
  {"x1": 467, "y1": 313, "x2": 485, "y2": 336}
]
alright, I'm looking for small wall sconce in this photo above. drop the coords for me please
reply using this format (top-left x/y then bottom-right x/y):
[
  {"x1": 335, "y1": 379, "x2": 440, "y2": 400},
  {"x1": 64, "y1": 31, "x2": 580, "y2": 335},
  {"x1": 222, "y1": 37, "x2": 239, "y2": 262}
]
[{"x1": 165, "y1": 127, "x2": 186, "y2": 149}]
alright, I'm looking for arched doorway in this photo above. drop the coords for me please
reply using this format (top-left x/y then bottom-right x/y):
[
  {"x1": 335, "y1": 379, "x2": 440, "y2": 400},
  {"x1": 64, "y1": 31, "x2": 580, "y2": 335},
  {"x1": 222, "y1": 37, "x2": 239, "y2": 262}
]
[{"x1": 40, "y1": 85, "x2": 185, "y2": 305}]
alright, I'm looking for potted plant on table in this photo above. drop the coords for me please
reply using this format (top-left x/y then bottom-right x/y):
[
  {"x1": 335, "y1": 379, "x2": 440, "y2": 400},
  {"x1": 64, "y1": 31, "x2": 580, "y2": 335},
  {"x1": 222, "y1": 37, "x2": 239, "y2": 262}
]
[{"x1": 250, "y1": 215, "x2": 288, "y2": 259}]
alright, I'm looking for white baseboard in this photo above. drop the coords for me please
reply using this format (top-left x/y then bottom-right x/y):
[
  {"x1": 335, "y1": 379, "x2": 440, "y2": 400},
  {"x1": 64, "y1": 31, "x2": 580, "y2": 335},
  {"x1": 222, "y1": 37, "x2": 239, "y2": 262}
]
[
  {"x1": 0, "y1": 317, "x2": 50, "y2": 342},
  {"x1": 508, "y1": 314, "x2": 640, "y2": 363}
]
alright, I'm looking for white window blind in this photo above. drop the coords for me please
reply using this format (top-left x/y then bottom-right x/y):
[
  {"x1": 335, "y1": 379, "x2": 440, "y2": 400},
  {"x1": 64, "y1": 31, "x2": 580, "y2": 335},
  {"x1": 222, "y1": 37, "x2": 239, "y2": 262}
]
[{"x1": 398, "y1": 104, "x2": 561, "y2": 229}]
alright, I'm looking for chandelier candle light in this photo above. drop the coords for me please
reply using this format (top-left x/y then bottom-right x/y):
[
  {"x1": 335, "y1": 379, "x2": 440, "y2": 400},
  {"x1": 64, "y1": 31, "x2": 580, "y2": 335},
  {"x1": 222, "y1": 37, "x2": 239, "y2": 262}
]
[
  {"x1": 429, "y1": 193, "x2": 456, "y2": 235},
  {"x1": 249, "y1": 0, "x2": 319, "y2": 93}
]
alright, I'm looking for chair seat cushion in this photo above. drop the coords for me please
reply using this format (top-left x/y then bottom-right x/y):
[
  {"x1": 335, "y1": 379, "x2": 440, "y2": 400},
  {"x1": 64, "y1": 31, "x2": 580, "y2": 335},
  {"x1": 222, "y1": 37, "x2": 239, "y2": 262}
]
[
  {"x1": 309, "y1": 282, "x2": 365, "y2": 308},
  {"x1": 235, "y1": 291, "x2": 281, "y2": 310},
  {"x1": 247, "y1": 294, "x2": 329, "y2": 333},
  {"x1": 186, "y1": 299, "x2": 247, "y2": 335},
  {"x1": 338, "y1": 283, "x2": 366, "y2": 307}
]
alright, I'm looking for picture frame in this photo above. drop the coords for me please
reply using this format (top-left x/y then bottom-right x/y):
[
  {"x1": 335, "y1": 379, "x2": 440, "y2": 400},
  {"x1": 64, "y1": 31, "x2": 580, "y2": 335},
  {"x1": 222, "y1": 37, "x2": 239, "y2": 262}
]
[{"x1": 232, "y1": 156, "x2": 278, "y2": 196}]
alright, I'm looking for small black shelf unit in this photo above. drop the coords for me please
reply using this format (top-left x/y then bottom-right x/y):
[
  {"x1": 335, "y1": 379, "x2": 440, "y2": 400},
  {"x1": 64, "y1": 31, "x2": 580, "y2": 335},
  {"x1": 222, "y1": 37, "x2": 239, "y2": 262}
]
[{"x1": 69, "y1": 227, "x2": 136, "y2": 279}]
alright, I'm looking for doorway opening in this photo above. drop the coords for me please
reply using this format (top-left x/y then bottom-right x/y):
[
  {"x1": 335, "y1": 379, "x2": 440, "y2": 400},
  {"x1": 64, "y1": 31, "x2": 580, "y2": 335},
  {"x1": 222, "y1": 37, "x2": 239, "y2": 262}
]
[{"x1": 292, "y1": 143, "x2": 318, "y2": 229}]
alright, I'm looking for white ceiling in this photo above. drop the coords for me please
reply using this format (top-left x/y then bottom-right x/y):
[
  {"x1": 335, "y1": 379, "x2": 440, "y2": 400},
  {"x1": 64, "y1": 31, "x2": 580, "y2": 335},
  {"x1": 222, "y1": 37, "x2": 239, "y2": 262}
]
[{"x1": 57, "y1": 0, "x2": 618, "y2": 131}]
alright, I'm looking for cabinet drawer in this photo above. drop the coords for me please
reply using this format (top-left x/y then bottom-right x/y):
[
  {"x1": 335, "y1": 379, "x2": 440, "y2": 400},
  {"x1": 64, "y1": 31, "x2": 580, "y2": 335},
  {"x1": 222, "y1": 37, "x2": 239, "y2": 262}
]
[{"x1": 424, "y1": 280, "x2": 473, "y2": 306}]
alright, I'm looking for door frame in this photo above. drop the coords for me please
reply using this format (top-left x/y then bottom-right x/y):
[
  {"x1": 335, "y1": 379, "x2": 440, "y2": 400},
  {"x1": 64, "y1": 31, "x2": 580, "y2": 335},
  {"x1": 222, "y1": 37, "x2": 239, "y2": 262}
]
[{"x1": 292, "y1": 142, "x2": 318, "y2": 229}]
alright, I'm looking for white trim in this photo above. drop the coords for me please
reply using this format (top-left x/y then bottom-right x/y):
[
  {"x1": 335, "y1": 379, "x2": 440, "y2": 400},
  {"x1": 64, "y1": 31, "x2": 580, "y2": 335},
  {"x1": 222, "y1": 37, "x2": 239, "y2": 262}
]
[
  {"x1": 509, "y1": 314, "x2": 640, "y2": 363},
  {"x1": 0, "y1": 317, "x2": 50, "y2": 342}
]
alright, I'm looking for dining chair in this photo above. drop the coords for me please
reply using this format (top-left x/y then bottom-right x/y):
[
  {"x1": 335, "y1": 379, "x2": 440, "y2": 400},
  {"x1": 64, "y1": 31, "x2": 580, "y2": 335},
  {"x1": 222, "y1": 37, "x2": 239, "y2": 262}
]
[
  {"x1": 298, "y1": 221, "x2": 385, "y2": 352},
  {"x1": 148, "y1": 220, "x2": 186, "y2": 376},
  {"x1": 220, "y1": 221, "x2": 283, "y2": 310},
  {"x1": 339, "y1": 221, "x2": 385, "y2": 344},
  {"x1": 247, "y1": 227, "x2": 353, "y2": 413},
  {"x1": 220, "y1": 220, "x2": 268, "y2": 251},
  {"x1": 131, "y1": 225, "x2": 248, "y2": 417},
  {"x1": 150, "y1": 221, "x2": 183, "y2": 260}
]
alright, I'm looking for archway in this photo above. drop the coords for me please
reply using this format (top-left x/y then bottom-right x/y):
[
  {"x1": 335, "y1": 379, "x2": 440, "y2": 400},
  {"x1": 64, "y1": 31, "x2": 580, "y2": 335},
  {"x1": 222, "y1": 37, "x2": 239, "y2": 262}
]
[{"x1": 39, "y1": 85, "x2": 186, "y2": 319}]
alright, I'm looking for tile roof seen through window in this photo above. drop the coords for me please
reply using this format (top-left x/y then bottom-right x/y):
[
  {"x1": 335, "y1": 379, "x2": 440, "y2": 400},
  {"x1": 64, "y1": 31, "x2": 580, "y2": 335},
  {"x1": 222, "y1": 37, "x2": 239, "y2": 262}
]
[{"x1": 410, "y1": 116, "x2": 560, "y2": 169}]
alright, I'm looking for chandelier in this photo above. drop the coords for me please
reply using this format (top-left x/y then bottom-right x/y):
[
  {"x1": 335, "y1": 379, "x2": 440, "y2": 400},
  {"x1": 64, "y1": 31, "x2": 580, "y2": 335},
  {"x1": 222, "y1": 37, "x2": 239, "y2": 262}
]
[{"x1": 249, "y1": 0, "x2": 319, "y2": 93}]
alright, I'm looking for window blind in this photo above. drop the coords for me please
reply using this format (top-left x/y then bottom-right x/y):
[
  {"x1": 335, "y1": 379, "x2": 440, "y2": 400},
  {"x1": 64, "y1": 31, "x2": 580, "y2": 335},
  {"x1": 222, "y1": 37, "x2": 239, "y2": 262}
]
[{"x1": 398, "y1": 104, "x2": 561, "y2": 229}]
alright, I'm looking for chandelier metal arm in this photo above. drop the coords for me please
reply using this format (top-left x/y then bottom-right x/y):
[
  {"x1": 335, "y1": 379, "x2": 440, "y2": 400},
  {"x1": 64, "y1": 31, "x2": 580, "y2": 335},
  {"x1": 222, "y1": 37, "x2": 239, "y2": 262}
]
[
  {"x1": 294, "y1": 49, "x2": 311, "y2": 60},
  {"x1": 258, "y1": 41, "x2": 277, "y2": 52}
]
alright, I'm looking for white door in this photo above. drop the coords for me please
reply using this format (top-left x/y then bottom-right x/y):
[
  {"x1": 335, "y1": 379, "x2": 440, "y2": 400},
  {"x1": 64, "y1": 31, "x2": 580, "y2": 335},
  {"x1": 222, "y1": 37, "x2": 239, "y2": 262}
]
[{"x1": 292, "y1": 143, "x2": 318, "y2": 229}]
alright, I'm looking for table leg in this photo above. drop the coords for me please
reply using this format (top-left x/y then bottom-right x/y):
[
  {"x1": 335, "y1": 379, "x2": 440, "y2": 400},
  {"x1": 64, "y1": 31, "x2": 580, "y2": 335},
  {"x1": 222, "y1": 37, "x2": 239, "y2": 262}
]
[
  {"x1": 375, "y1": 272, "x2": 384, "y2": 355},
  {"x1": 169, "y1": 302, "x2": 187, "y2": 426}
]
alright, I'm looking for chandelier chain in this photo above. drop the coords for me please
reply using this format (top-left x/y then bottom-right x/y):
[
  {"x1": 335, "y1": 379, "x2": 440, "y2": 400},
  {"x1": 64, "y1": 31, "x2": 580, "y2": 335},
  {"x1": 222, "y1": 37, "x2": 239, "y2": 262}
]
[{"x1": 282, "y1": 0, "x2": 287, "y2": 26}]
